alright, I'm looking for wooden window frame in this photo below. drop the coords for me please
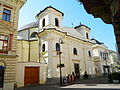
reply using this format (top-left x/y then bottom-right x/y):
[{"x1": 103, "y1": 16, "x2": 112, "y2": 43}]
[
  {"x1": 2, "y1": 8, "x2": 11, "y2": 22},
  {"x1": 0, "y1": 34, "x2": 9, "y2": 54}
]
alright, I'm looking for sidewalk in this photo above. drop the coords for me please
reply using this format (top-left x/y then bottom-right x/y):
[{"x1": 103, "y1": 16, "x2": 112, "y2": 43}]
[
  {"x1": 73, "y1": 76, "x2": 109, "y2": 84},
  {"x1": 16, "y1": 76, "x2": 120, "y2": 90}
]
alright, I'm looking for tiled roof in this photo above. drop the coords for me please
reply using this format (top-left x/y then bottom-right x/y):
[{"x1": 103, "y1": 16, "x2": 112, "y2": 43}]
[
  {"x1": 74, "y1": 24, "x2": 91, "y2": 30},
  {"x1": 91, "y1": 38, "x2": 103, "y2": 44}
]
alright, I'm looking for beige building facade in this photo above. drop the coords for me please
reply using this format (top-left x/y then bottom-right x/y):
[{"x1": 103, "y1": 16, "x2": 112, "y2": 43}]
[{"x1": 0, "y1": 0, "x2": 26, "y2": 90}]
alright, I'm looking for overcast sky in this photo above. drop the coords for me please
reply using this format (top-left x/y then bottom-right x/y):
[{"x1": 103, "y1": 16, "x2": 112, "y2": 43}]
[{"x1": 18, "y1": 0, "x2": 116, "y2": 51}]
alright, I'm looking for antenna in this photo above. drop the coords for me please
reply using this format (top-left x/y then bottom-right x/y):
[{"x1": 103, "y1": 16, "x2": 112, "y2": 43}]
[
  {"x1": 80, "y1": 22, "x2": 82, "y2": 25},
  {"x1": 72, "y1": 23, "x2": 74, "y2": 28}
]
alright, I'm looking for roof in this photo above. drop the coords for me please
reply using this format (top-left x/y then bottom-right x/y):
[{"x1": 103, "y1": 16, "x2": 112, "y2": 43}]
[
  {"x1": 19, "y1": 22, "x2": 39, "y2": 31},
  {"x1": 36, "y1": 6, "x2": 64, "y2": 17},
  {"x1": 91, "y1": 38, "x2": 103, "y2": 44},
  {"x1": 62, "y1": 27, "x2": 83, "y2": 39},
  {"x1": 74, "y1": 24, "x2": 90, "y2": 30}
]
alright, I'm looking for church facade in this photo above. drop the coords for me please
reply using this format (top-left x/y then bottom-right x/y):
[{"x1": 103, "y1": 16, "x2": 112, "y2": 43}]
[{"x1": 17, "y1": 6, "x2": 118, "y2": 87}]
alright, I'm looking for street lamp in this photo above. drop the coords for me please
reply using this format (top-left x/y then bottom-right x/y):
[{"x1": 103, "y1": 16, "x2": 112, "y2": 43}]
[{"x1": 56, "y1": 38, "x2": 64, "y2": 85}]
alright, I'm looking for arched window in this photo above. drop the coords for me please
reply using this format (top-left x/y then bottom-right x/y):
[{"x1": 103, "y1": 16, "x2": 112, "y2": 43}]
[
  {"x1": 88, "y1": 51, "x2": 91, "y2": 57},
  {"x1": 55, "y1": 18, "x2": 59, "y2": 27},
  {"x1": 86, "y1": 33, "x2": 89, "y2": 39},
  {"x1": 42, "y1": 44, "x2": 45, "y2": 52},
  {"x1": 73, "y1": 48, "x2": 77, "y2": 55},
  {"x1": 30, "y1": 32, "x2": 37, "y2": 38},
  {"x1": 56, "y1": 43, "x2": 60, "y2": 51},
  {"x1": 42, "y1": 18, "x2": 45, "y2": 27}
]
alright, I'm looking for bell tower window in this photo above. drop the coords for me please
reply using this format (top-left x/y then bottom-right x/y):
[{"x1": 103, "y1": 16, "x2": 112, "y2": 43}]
[
  {"x1": 55, "y1": 18, "x2": 59, "y2": 27},
  {"x1": 42, "y1": 18, "x2": 45, "y2": 27},
  {"x1": 86, "y1": 33, "x2": 89, "y2": 39}
]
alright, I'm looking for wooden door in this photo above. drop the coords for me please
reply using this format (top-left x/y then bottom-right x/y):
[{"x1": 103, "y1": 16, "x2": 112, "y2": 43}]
[
  {"x1": 74, "y1": 63, "x2": 80, "y2": 79},
  {"x1": 24, "y1": 67, "x2": 39, "y2": 86}
]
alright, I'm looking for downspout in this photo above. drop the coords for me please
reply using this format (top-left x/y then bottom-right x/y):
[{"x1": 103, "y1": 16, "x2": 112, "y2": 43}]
[
  {"x1": 28, "y1": 28, "x2": 30, "y2": 62},
  {"x1": 38, "y1": 38, "x2": 41, "y2": 63}
]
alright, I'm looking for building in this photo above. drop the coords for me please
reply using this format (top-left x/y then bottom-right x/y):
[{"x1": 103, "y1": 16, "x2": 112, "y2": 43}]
[
  {"x1": 109, "y1": 50, "x2": 119, "y2": 72},
  {"x1": 17, "y1": 6, "x2": 96, "y2": 86},
  {"x1": 0, "y1": 0, "x2": 26, "y2": 90},
  {"x1": 91, "y1": 38, "x2": 112, "y2": 75}
]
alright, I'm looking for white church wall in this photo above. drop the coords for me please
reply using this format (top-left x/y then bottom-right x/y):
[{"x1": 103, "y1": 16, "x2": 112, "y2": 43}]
[{"x1": 18, "y1": 28, "x2": 38, "y2": 40}]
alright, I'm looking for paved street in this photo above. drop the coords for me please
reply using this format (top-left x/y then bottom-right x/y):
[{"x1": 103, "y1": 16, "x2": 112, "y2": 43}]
[{"x1": 16, "y1": 76, "x2": 120, "y2": 90}]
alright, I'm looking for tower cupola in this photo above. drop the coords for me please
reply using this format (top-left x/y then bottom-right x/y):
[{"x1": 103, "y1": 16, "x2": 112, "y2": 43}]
[{"x1": 36, "y1": 6, "x2": 64, "y2": 28}]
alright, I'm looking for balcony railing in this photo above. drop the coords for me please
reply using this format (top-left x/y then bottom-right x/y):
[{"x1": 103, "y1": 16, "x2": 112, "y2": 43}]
[{"x1": 0, "y1": 19, "x2": 14, "y2": 27}]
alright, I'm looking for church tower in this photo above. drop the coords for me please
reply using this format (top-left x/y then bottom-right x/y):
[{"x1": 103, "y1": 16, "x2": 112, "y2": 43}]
[
  {"x1": 36, "y1": 6, "x2": 64, "y2": 28},
  {"x1": 75, "y1": 24, "x2": 91, "y2": 40}
]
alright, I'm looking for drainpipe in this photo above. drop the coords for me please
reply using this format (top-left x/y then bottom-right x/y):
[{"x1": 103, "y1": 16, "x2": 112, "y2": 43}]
[
  {"x1": 38, "y1": 38, "x2": 41, "y2": 63},
  {"x1": 28, "y1": 28, "x2": 30, "y2": 62}
]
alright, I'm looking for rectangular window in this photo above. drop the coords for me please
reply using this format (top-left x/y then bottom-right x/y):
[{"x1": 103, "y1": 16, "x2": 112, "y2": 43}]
[
  {"x1": 2, "y1": 9, "x2": 11, "y2": 22},
  {"x1": 0, "y1": 35, "x2": 9, "y2": 51}
]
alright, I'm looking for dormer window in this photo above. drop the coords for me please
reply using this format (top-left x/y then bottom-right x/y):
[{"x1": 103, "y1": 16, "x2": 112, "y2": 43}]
[
  {"x1": 42, "y1": 18, "x2": 45, "y2": 27},
  {"x1": 30, "y1": 32, "x2": 37, "y2": 38},
  {"x1": 86, "y1": 33, "x2": 89, "y2": 39},
  {"x1": 2, "y1": 9, "x2": 11, "y2": 22},
  {"x1": 55, "y1": 18, "x2": 59, "y2": 27}
]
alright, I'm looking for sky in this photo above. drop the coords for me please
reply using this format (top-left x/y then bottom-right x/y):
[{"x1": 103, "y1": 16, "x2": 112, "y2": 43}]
[{"x1": 18, "y1": 0, "x2": 116, "y2": 51}]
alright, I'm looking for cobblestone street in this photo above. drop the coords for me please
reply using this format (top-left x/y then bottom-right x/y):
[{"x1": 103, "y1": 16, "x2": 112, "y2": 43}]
[{"x1": 16, "y1": 76, "x2": 120, "y2": 90}]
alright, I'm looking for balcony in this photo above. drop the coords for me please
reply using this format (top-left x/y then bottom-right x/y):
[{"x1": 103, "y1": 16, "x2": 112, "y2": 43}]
[{"x1": 0, "y1": 19, "x2": 14, "y2": 27}]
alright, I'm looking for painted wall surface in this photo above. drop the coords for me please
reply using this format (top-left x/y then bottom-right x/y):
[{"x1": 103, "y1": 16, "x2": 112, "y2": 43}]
[
  {"x1": 16, "y1": 62, "x2": 47, "y2": 87},
  {"x1": 38, "y1": 29, "x2": 95, "y2": 79}
]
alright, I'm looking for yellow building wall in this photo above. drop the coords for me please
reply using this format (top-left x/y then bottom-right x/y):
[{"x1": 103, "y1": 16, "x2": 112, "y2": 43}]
[
  {"x1": 0, "y1": 0, "x2": 26, "y2": 90},
  {"x1": 17, "y1": 40, "x2": 39, "y2": 62}
]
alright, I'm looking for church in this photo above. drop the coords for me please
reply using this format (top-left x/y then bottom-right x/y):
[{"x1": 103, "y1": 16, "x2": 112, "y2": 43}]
[{"x1": 16, "y1": 6, "x2": 115, "y2": 87}]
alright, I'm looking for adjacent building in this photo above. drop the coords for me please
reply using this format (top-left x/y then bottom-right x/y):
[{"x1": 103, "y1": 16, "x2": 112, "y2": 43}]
[
  {"x1": 91, "y1": 38, "x2": 111, "y2": 75},
  {"x1": 0, "y1": 0, "x2": 26, "y2": 90}
]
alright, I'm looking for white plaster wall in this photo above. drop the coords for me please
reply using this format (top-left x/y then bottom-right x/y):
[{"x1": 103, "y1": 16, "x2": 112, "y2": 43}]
[
  {"x1": 38, "y1": 8, "x2": 62, "y2": 29},
  {"x1": 39, "y1": 15, "x2": 49, "y2": 28},
  {"x1": 18, "y1": 28, "x2": 38, "y2": 40},
  {"x1": 76, "y1": 27, "x2": 90, "y2": 40},
  {"x1": 45, "y1": 32, "x2": 95, "y2": 78}
]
